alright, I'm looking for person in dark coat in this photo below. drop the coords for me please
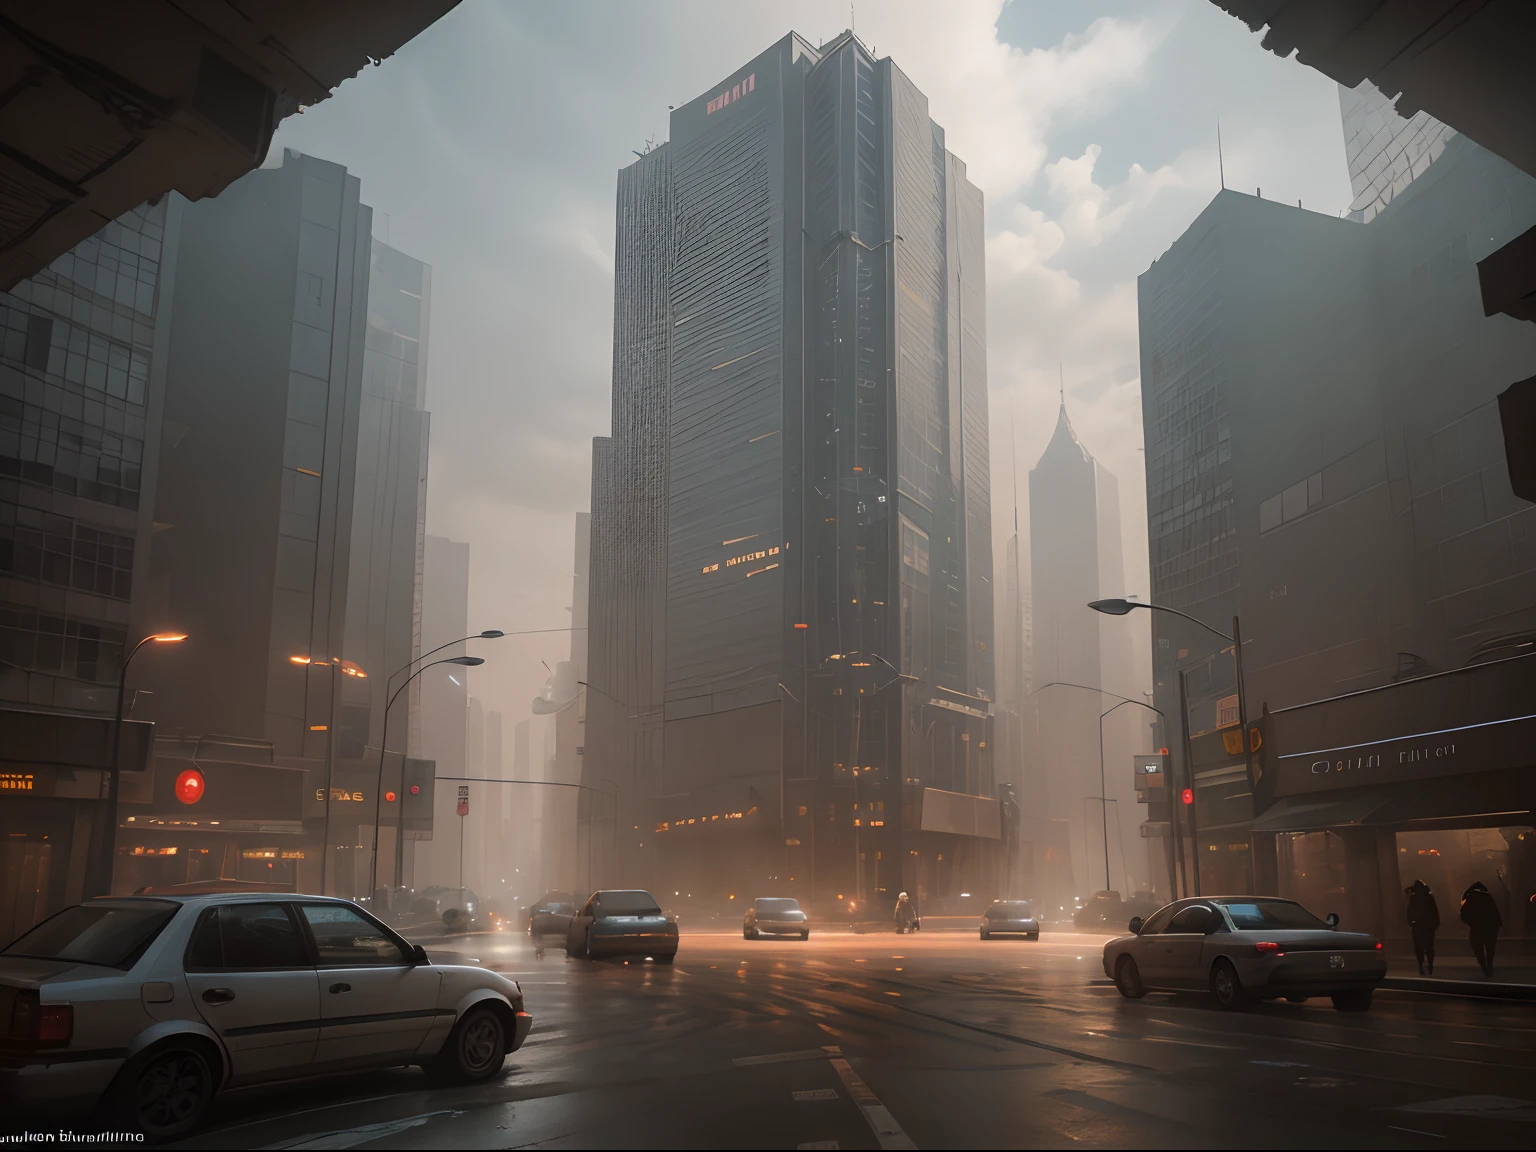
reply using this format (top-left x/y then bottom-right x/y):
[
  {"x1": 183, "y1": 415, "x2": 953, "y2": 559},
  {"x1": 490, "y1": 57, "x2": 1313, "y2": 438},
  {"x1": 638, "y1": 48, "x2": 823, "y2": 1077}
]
[
  {"x1": 1459, "y1": 881, "x2": 1503, "y2": 977},
  {"x1": 1404, "y1": 880, "x2": 1440, "y2": 976}
]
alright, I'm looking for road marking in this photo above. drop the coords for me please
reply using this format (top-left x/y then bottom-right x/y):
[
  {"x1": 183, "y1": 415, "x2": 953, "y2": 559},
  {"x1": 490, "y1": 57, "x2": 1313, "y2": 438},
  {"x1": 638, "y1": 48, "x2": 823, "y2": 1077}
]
[
  {"x1": 1387, "y1": 1126, "x2": 1446, "y2": 1139},
  {"x1": 794, "y1": 1088, "x2": 840, "y2": 1101},
  {"x1": 1396, "y1": 1095, "x2": 1536, "y2": 1120},
  {"x1": 734, "y1": 1048, "x2": 838, "y2": 1066},
  {"x1": 261, "y1": 1110, "x2": 461, "y2": 1149},
  {"x1": 829, "y1": 1056, "x2": 917, "y2": 1150}
]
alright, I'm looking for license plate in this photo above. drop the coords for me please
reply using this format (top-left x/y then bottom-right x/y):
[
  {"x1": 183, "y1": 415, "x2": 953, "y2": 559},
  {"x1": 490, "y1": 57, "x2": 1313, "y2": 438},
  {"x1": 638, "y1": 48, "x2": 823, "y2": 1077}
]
[{"x1": 1329, "y1": 954, "x2": 1345, "y2": 969}]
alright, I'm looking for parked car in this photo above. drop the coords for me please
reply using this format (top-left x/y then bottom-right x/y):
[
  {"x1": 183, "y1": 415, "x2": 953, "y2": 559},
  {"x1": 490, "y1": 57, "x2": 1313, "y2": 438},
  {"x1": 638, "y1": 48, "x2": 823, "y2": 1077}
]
[
  {"x1": 564, "y1": 890, "x2": 678, "y2": 962},
  {"x1": 980, "y1": 900, "x2": 1039, "y2": 940},
  {"x1": 1102, "y1": 896, "x2": 1386, "y2": 1011},
  {"x1": 0, "y1": 893, "x2": 532, "y2": 1140},
  {"x1": 743, "y1": 897, "x2": 809, "y2": 940}
]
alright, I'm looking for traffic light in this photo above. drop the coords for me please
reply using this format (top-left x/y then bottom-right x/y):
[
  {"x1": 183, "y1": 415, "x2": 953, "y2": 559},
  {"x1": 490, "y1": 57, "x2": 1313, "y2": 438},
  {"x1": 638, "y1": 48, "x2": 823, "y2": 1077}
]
[{"x1": 1181, "y1": 787, "x2": 1194, "y2": 806}]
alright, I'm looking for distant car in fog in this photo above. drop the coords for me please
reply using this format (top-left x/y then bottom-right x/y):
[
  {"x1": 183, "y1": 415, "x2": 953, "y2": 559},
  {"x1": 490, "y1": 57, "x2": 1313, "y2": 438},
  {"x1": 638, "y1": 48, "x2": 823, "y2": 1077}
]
[
  {"x1": 565, "y1": 891, "x2": 678, "y2": 962},
  {"x1": 980, "y1": 901, "x2": 1039, "y2": 940},
  {"x1": 0, "y1": 894, "x2": 530, "y2": 1140},
  {"x1": 744, "y1": 898, "x2": 809, "y2": 940},
  {"x1": 1103, "y1": 896, "x2": 1386, "y2": 1011}
]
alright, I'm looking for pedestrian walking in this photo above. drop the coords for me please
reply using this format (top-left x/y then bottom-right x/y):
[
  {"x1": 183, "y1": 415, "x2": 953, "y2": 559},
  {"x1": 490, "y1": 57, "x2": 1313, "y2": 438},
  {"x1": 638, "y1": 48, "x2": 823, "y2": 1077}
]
[
  {"x1": 1459, "y1": 880, "x2": 1503, "y2": 978},
  {"x1": 1404, "y1": 879, "x2": 1439, "y2": 976}
]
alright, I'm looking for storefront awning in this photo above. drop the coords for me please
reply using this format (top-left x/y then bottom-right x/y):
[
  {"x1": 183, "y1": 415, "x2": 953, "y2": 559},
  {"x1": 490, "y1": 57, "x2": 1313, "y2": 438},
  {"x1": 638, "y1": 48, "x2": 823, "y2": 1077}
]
[{"x1": 1250, "y1": 791, "x2": 1392, "y2": 832}]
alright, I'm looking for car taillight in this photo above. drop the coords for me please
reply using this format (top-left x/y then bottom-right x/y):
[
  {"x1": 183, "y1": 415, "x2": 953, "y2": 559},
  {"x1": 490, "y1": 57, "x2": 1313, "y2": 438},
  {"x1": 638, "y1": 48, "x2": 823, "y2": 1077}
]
[
  {"x1": 8, "y1": 990, "x2": 37, "y2": 1040},
  {"x1": 1374, "y1": 941, "x2": 1383, "y2": 950},
  {"x1": 1253, "y1": 941, "x2": 1284, "y2": 956},
  {"x1": 39, "y1": 1004, "x2": 72, "y2": 1045}
]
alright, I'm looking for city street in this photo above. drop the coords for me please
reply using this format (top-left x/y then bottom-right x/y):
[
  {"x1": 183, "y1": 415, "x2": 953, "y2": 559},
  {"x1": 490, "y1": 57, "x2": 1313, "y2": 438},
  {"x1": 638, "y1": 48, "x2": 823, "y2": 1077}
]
[{"x1": 174, "y1": 928, "x2": 1536, "y2": 1150}]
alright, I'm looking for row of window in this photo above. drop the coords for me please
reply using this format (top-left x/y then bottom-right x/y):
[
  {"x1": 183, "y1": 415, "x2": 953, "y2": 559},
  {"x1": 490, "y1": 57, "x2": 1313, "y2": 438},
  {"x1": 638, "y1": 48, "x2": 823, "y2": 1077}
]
[
  {"x1": 0, "y1": 394, "x2": 144, "y2": 509},
  {"x1": 0, "y1": 609, "x2": 126, "y2": 684},
  {"x1": 0, "y1": 505, "x2": 134, "y2": 600}
]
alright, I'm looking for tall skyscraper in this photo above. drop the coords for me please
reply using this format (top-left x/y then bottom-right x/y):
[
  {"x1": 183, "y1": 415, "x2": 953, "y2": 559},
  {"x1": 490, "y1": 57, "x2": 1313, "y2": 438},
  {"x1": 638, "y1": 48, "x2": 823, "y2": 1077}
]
[
  {"x1": 1027, "y1": 398, "x2": 1142, "y2": 903},
  {"x1": 587, "y1": 30, "x2": 994, "y2": 911},
  {"x1": 341, "y1": 239, "x2": 432, "y2": 765},
  {"x1": 1340, "y1": 80, "x2": 1456, "y2": 223},
  {"x1": 420, "y1": 532, "x2": 469, "y2": 888}
]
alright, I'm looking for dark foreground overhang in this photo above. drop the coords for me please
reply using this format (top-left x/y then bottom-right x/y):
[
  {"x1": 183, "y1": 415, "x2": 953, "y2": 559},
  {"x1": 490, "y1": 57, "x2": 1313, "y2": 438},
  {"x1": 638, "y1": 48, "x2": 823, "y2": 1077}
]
[{"x1": 0, "y1": 0, "x2": 460, "y2": 288}]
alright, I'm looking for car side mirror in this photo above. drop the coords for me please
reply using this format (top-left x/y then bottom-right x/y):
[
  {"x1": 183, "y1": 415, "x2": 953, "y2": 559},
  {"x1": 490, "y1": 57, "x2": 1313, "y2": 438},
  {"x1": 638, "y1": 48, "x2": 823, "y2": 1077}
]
[
  {"x1": 1325, "y1": 913, "x2": 1340, "y2": 929},
  {"x1": 411, "y1": 944, "x2": 429, "y2": 965},
  {"x1": 1128, "y1": 916, "x2": 1144, "y2": 935}
]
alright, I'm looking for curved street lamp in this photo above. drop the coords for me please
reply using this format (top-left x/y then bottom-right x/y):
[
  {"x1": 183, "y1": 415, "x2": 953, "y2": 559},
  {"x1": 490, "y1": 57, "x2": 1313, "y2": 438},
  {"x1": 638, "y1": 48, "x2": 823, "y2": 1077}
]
[
  {"x1": 89, "y1": 632, "x2": 186, "y2": 898},
  {"x1": 370, "y1": 654, "x2": 485, "y2": 899}
]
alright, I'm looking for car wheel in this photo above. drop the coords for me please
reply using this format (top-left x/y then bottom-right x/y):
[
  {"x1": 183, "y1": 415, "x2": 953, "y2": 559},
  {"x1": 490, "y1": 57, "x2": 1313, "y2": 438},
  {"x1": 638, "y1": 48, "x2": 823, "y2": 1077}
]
[
  {"x1": 1285, "y1": 996, "x2": 1309, "y2": 1004},
  {"x1": 1331, "y1": 989, "x2": 1373, "y2": 1012},
  {"x1": 743, "y1": 927, "x2": 751, "y2": 939},
  {"x1": 980, "y1": 930, "x2": 990, "y2": 940},
  {"x1": 1114, "y1": 955, "x2": 1146, "y2": 999},
  {"x1": 433, "y1": 1004, "x2": 507, "y2": 1083},
  {"x1": 1028, "y1": 933, "x2": 1039, "y2": 941},
  {"x1": 654, "y1": 952, "x2": 676, "y2": 965},
  {"x1": 108, "y1": 1040, "x2": 215, "y2": 1140},
  {"x1": 801, "y1": 931, "x2": 809, "y2": 940},
  {"x1": 1210, "y1": 959, "x2": 1245, "y2": 1010},
  {"x1": 585, "y1": 928, "x2": 594, "y2": 959}
]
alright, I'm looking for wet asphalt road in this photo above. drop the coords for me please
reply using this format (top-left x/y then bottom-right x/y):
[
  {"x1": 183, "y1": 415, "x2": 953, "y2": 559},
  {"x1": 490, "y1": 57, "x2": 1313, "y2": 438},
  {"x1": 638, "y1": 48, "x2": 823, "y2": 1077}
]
[{"x1": 172, "y1": 928, "x2": 1536, "y2": 1150}]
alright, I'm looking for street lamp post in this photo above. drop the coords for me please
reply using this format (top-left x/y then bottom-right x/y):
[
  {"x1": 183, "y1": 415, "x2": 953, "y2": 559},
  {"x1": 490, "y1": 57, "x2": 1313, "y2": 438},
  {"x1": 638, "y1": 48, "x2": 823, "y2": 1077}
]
[
  {"x1": 371, "y1": 654, "x2": 485, "y2": 899},
  {"x1": 1089, "y1": 599, "x2": 1249, "y2": 895},
  {"x1": 88, "y1": 632, "x2": 186, "y2": 898}
]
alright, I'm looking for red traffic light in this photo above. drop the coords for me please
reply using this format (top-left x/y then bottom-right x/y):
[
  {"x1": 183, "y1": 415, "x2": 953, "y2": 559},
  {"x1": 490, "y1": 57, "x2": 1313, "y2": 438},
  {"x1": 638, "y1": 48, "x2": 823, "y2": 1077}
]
[
  {"x1": 385, "y1": 791, "x2": 397, "y2": 803},
  {"x1": 409, "y1": 784, "x2": 420, "y2": 795},
  {"x1": 174, "y1": 769, "x2": 204, "y2": 806},
  {"x1": 1181, "y1": 788, "x2": 1194, "y2": 805}
]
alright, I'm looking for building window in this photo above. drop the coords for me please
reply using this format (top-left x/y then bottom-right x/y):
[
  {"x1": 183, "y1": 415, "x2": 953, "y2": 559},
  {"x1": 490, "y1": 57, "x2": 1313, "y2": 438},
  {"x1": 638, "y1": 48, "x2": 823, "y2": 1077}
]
[
  {"x1": 0, "y1": 609, "x2": 125, "y2": 683},
  {"x1": 0, "y1": 507, "x2": 133, "y2": 600}
]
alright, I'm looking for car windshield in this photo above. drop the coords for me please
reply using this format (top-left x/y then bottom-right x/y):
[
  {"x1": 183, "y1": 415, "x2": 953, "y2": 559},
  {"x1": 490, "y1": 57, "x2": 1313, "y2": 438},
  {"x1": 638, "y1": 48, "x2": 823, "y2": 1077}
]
[
  {"x1": 755, "y1": 898, "x2": 801, "y2": 914},
  {"x1": 596, "y1": 891, "x2": 662, "y2": 916},
  {"x1": 544, "y1": 903, "x2": 574, "y2": 915},
  {"x1": 2, "y1": 902, "x2": 177, "y2": 969},
  {"x1": 1217, "y1": 900, "x2": 1330, "y2": 931},
  {"x1": 988, "y1": 902, "x2": 1032, "y2": 917}
]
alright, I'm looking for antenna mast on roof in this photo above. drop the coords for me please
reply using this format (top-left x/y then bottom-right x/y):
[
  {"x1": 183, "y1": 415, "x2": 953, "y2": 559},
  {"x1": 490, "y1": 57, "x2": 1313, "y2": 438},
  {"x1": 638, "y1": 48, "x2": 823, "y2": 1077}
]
[{"x1": 1218, "y1": 119, "x2": 1226, "y2": 190}]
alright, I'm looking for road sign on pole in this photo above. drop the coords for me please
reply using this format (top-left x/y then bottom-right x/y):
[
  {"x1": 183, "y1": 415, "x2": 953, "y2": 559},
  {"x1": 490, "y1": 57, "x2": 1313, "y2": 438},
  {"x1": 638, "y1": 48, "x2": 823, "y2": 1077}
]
[{"x1": 457, "y1": 784, "x2": 469, "y2": 817}]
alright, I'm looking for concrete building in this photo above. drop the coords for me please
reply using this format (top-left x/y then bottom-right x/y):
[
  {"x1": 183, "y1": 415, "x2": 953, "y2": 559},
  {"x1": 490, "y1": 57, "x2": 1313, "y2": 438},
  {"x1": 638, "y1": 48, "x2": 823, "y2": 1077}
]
[
  {"x1": 587, "y1": 30, "x2": 995, "y2": 915},
  {"x1": 1139, "y1": 127, "x2": 1536, "y2": 920},
  {"x1": 0, "y1": 200, "x2": 180, "y2": 927},
  {"x1": 1027, "y1": 400, "x2": 1146, "y2": 906}
]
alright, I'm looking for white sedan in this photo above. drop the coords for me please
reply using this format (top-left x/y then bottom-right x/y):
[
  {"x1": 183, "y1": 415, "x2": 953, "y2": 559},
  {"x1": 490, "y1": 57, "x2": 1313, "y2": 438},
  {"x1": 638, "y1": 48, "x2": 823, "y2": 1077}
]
[{"x1": 0, "y1": 892, "x2": 532, "y2": 1139}]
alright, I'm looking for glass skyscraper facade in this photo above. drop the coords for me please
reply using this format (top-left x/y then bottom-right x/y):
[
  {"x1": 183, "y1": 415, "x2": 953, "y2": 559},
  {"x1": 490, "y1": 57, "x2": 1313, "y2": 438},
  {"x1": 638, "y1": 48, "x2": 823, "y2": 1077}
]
[{"x1": 587, "y1": 31, "x2": 994, "y2": 911}]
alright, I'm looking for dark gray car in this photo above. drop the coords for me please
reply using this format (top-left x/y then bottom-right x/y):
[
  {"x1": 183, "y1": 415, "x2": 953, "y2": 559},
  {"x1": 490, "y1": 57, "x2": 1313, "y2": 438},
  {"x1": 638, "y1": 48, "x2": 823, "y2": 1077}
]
[{"x1": 980, "y1": 900, "x2": 1039, "y2": 940}]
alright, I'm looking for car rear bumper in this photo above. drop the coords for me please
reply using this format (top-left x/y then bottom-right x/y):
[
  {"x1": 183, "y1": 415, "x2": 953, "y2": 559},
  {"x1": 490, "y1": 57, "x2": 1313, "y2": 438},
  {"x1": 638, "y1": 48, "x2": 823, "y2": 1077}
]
[
  {"x1": 984, "y1": 923, "x2": 1039, "y2": 935},
  {"x1": 0, "y1": 1053, "x2": 124, "y2": 1109},
  {"x1": 1246, "y1": 954, "x2": 1387, "y2": 993},
  {"x1": 590, "y1": 932, "x2": 678, "y2": 956},
  {"x1": 754, "y1": 921, "x2": 809, "y2": 934}
]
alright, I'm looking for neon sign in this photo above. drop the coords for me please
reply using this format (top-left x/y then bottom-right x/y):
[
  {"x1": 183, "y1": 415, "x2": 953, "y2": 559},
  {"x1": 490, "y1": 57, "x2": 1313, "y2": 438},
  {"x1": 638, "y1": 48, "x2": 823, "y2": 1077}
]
[{"x1": 706, "y1": 73, "x2": 755, "y2": 115}]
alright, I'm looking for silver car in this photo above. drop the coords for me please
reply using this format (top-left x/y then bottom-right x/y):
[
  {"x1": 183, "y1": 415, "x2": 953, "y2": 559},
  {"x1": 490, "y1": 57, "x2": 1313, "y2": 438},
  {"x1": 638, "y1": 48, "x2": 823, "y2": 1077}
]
[
  {"x1": 744, "y1": 897, "x2": 810, "y2": 940},
  {"x1": 1, "y1": 893, "x2": 533, "y2": 1140},
  {"x1": 1102, "y1": 896, "x2": 1386, "y2": 1011},
  {"x1": 979, "y1": 900, "x2": 1039, "y2": 940}
]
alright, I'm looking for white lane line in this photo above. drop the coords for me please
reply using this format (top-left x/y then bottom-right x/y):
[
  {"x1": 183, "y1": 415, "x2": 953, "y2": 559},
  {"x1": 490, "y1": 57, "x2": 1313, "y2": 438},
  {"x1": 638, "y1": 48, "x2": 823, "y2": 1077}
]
[
  {"x1": 793, "y1": 1088, "x2": 840, "y2": 1101},
  {"x1": 260, "y1": 1110, "x2": 461, "y2": 1149},
  {"x1": 828, "y1": 1056, "x2": 917, "y2": 1150},
  {"x1": 734, "y1": 1047, "x2": 838, "y2": 1066}
]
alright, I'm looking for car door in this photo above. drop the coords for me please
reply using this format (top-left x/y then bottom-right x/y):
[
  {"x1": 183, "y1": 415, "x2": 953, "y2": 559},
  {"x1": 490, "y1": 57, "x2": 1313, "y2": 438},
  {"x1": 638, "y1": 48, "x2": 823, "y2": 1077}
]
[
  {"x1": 295, "y1": 903, "x2": 443, "y2": 1071},
  {"x1": 183, "y1": 902, "x2": 320, "y2": 1086},
  {"x1": 1161, "y1": 905, "x2": 1218, "y2": 988},
  {"x1": 1125, "y1": 905, "x2": 1176, "y2": 985},
  {"x1": 567, "y1": 896, "x2": 596, "y2": 954}
]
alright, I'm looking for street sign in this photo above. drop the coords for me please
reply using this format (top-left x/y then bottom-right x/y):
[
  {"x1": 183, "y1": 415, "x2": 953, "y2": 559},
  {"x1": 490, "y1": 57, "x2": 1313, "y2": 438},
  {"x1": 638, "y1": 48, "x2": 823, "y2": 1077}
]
[
  {"x1": 457, "y1": 784, "x2": 469, "y2": 817},
  {"x1": 456, "y1": 799, "x2": 469, "y2": 817},
  {"x1": 457, "y1": 785, "x2": 469, "y2": 798}
]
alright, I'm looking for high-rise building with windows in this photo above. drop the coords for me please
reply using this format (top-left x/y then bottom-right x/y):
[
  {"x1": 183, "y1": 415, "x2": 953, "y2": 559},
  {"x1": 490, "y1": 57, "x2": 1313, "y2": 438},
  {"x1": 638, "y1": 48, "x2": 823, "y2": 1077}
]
[{"x1": 586, "y1": 30, "x2": 994, "y2": 912}]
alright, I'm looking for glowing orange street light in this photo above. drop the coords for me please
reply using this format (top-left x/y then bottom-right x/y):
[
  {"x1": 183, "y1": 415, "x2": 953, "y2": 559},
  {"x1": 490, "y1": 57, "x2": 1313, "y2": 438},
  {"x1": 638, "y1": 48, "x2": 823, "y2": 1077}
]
[
  {"x1": 289, "y1": 655, "x2": 312, "y2": 665},
  {"x1": 151, "y1": 633, "x2": 188, "y2": 644}
]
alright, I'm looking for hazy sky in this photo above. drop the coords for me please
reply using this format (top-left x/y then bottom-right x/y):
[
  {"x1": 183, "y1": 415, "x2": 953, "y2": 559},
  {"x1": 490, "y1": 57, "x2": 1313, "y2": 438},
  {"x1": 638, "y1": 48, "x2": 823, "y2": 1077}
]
[{"x1": 267, "y1": 0, "x2": 1352, "y2": 735}]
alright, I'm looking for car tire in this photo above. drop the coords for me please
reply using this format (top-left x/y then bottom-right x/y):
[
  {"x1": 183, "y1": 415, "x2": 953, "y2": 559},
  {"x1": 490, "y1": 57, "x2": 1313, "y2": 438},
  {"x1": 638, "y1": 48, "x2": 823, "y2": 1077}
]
[
  {"x1": 743, "y1": 927, "x2": 751, "y2": 939},
  {"x1": 980, "y1": 930, "x2": 989, "y2": 940},
  {"x1": 1210, "y1": 959, "x2": 1245, "y2": 1010},
  {"x1": 1114, "y1": 955, "x2": 1146, "y2": 999},
  {"x1": 654, "y1": 952, "x2": 676, "y2": 965},
  {"x1": 1028, "y1": 933, "x2": 1039, "y2": 941},
  {"x1": 1331, "y1": 989, "x2": 1373, "y2": 1012},
  {"x1": 801, "y1": 931, "x2": 809, "y2": 940},
  {"x1": 432, "y1": 1004, "x2": 507, "y2": 1084},
  {"x1": 105, "y1": 1038, "x2": 217, "y2": 1141},
  {"x1": 1285, "y1": 996, "x2": 1309, "y2": 1004}
]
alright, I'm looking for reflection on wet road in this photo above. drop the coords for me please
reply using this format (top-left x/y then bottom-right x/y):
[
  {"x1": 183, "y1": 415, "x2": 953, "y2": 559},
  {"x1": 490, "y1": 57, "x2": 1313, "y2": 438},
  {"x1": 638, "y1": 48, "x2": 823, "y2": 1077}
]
[{"x1": 178, "y1": 929, "x2": 1536, "y2": 1149}]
